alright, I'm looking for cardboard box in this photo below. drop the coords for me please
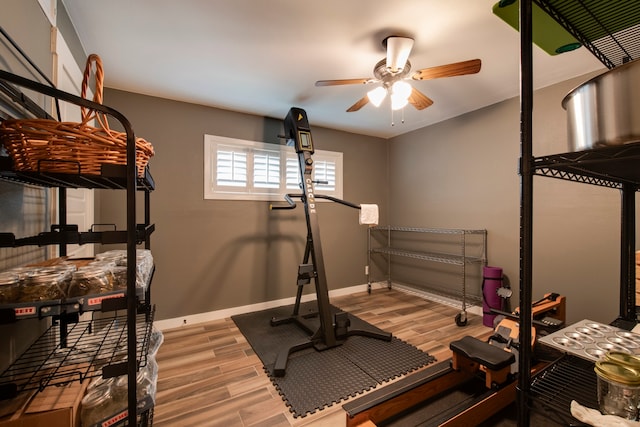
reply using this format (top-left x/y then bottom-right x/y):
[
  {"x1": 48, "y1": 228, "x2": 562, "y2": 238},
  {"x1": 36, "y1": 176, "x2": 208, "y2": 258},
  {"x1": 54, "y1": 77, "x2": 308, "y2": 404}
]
[{"x1": 0, "y1": 379, "x2": 89, "y2": 427}]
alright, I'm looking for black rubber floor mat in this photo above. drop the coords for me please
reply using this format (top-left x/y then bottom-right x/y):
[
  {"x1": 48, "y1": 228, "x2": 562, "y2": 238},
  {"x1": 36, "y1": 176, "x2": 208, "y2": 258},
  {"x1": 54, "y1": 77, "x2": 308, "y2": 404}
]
[
  {"x1": 266, "y1": 345, "x2": 379, "y2": 417},
  {"x1": 337, "y1": 335, "x2": 435, "y2": 382},
  {"x1": 232, "y1": 301, "x2": 436, "y2": 418}
]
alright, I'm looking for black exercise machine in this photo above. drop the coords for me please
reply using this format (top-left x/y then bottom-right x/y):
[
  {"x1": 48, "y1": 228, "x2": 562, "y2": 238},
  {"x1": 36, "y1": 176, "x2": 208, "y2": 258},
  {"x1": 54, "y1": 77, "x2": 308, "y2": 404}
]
[{"x1": 269, "y1": 107, "x2": 391, "y2": 377}]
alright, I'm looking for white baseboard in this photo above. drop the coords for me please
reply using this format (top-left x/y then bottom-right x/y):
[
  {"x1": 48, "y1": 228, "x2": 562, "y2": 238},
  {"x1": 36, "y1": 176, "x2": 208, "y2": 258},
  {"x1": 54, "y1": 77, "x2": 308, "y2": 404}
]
[
  {"x1": 154, "y1": 281, "x2": 480, "y2": 331},
  {"x1": 154, "y1": 282, "x2": 385, "y2": 331}
]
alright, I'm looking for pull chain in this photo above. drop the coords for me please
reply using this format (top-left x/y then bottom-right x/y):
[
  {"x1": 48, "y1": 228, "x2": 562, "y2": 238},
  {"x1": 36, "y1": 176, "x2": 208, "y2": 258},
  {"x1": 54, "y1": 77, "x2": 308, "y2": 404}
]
[{"x1": 390, "y1": 106, "x2": 405, "y2": 126}]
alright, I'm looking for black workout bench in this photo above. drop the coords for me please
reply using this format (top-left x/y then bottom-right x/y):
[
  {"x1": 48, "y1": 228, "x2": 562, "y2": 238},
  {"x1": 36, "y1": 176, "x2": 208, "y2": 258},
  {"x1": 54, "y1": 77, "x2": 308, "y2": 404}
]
[{"x1": 450, "y1": 336, "x2": 515, "y2": 389}]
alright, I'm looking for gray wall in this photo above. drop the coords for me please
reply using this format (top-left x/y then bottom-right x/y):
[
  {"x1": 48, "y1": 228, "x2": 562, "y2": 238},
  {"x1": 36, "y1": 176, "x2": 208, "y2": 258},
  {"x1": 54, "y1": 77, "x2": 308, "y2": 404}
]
[
  {"x1": 98, "y1": 89, "x2": 388, "y2": 321},
  {"x1": 389, "y1": 71, "x2": 633, "y2": 325}
]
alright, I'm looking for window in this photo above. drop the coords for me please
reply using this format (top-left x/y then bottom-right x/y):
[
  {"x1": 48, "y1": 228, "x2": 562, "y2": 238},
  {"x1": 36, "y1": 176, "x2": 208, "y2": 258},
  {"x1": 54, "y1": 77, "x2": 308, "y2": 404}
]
[{"x1": 204, "y1": 135, "x2": 343, "y2": 201}]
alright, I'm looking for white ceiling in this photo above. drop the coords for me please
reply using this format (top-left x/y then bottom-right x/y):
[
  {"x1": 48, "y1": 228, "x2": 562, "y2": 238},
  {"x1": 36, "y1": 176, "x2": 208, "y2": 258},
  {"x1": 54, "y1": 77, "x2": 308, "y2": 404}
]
[{"x1": 61, "y1": 0, "x2": 604, "y2": 139}]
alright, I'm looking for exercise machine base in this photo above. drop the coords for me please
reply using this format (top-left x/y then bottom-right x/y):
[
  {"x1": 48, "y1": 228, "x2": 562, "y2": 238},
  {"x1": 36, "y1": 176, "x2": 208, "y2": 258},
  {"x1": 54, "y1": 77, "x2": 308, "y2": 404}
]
[
  {"x1": 271, "y1": 309, "x2": 392, "y2": 377},
  {"x1": 343, "y1": 293, "x2": 566, "y2": 426},
  {"x1": 344, "y1": 357, "x2": 548, "y2": 427}
]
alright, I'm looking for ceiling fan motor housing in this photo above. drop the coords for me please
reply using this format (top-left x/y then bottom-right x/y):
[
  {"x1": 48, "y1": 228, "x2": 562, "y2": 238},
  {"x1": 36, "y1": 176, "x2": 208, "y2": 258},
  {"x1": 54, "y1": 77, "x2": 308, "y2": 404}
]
[{"x1": 374, "y1": 58, "x2": 411, "y2": 88}]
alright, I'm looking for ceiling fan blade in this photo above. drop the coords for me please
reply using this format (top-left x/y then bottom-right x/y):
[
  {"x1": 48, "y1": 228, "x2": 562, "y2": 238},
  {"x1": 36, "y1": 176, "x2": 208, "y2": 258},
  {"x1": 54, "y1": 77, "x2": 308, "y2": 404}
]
[
  {"x1": 346, "y1": 96, "x2": 369, "y2": 112},
  {"x1": 407, "y1": 87, "x2": 434, "y2": 110},
  {"x1": 315, "y1": 78, "x2": 374, "y2": 87},
  {"x1": 412, "y1": 59, "x2": 482, "y2": 81}
]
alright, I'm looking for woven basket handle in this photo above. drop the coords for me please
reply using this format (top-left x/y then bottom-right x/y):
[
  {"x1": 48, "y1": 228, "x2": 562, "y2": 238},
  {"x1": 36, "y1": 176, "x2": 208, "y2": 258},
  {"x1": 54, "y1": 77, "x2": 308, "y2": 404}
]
[{"x1": 80, "y1": 54, "x2": 104, "y2": 122}]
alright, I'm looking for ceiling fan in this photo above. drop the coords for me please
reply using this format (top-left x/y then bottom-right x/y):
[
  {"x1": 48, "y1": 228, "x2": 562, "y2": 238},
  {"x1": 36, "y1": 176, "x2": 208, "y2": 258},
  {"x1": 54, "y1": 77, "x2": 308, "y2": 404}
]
[{"x1": 315, "y1": 36, "x2": 482, "y2": 113}]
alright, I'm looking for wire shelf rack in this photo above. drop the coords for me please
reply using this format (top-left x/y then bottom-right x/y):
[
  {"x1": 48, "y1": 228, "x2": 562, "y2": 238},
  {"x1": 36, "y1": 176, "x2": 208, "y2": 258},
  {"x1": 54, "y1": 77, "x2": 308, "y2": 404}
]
[{"x1": 0, "y1": 306, "x2": 154, "y2": 398}]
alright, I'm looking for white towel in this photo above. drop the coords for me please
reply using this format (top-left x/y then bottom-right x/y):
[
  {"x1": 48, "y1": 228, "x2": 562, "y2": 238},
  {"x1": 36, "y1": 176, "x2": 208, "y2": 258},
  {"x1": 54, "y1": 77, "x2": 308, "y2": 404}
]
[
  {"x1": 359, "y1": 204, "x2": 379, "y2": 226},
  {"x1": 570, "y1": 400, "x2": 640, "y2": 426}
]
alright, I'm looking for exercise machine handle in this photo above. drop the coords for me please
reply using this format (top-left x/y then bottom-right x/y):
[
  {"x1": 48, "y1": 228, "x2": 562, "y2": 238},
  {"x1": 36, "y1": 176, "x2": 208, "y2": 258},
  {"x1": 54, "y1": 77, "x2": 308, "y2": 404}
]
[
  {"x1": 315, "y1": 194, "x2": 361, "y2": 210},
  {"x1": 270, "y1": 193, "x2": 302, "y2": 210},
  {"x1": 269, "y1": 193, "x2": 362, "y2": 211}
]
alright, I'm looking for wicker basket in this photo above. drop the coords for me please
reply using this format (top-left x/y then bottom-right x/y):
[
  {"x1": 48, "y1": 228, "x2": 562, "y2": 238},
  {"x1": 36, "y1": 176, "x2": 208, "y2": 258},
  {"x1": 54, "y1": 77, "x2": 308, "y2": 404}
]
[{"x1": 0, "y1": 54, "x2": 154, "y2": 177}]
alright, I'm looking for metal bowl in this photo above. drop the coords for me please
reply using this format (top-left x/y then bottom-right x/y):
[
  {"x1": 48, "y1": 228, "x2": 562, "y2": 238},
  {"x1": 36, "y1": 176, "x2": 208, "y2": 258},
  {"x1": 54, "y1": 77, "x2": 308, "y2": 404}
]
[{"x1": 562, "y1": 58, "x2": 640, "y2": 151}]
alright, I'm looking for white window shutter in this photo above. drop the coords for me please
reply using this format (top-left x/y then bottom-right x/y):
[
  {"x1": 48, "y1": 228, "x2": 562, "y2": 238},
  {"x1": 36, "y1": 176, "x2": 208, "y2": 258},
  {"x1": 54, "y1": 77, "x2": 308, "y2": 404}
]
[
  {"x1": 217, "y1": 150, "x2": 247, "y2": 187},
  {"x1": 254, "y1": 149, "x2": 281, "y2": 188}
]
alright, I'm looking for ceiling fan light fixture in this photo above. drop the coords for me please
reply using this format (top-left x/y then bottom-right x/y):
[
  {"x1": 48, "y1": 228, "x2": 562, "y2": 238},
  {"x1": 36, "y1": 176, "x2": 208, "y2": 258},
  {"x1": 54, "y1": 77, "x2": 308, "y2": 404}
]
[
  {"x1": 391, "y1": 93, "x2": 409, "y2": 110},
  {"x1": 391, "y1": 80, "x2": 412, "y2": 110},
  {"x1": 367, "y1": 86, "x2": 387, "y2": 107},
  {"x1": 385, "y1": 36, "x2": 414, "y2": 73},
  {"x1": 391, "y1": 80, "x2": 412, "y2": 100},
  {"x1": 391, "y1": 96, "x2": 409, "y2": 111}
]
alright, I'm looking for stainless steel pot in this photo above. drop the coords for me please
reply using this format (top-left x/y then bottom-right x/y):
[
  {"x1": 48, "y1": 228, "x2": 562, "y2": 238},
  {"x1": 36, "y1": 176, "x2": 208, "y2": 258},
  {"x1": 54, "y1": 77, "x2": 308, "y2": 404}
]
[{"x1": 562, "y1": 58, "x2": 640, "y2": 152}]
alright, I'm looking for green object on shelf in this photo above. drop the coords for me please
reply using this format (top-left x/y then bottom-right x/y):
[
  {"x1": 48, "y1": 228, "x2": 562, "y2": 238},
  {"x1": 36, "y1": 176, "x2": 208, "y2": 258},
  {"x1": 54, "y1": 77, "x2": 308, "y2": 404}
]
[{"x1": 492, "y1": 0, "x2": 581, "y2": 55}]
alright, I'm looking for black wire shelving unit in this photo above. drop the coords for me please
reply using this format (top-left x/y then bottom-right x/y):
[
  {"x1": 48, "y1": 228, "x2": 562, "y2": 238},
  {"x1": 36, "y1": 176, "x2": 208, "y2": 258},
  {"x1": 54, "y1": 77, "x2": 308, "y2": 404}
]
[
  {"x1": 518, "y1": 1, "x2": 640, "y2": 425},
  {"x1": 0, "y1": 50, "x2": 156, "y2": 426}
]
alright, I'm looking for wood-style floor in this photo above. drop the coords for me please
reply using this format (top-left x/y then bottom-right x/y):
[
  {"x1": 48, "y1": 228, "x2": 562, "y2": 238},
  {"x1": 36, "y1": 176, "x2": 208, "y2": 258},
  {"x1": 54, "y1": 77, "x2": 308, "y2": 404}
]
[{"x1": 153, "y1": 288, "x2": 493, "y2": 427}]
